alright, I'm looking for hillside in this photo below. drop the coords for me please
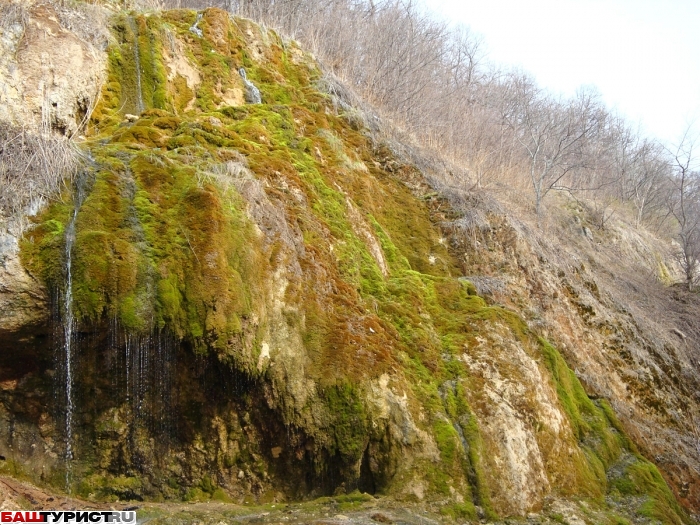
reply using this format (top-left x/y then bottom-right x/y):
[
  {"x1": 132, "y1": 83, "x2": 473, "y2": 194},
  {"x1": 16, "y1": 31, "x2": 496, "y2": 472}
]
[{"x1": 1, "y1": 3, "x2": 700, "y2": 524}]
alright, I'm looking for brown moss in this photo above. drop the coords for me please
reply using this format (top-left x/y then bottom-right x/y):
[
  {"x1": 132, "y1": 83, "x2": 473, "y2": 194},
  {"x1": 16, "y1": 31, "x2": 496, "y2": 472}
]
[{"x1": 115, "y1": 125, "x2": 167, "y2": 148}]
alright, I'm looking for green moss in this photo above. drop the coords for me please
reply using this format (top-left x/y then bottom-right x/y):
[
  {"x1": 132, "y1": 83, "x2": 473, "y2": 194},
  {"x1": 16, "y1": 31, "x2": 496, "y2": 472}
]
[
  {"x1": 23, "y1": 135, "x2": 267, "y2": 354},
  {"x1": 324, "y1": 382, "x2": 369, "y2": 460},
  {"x1": 540, "y1": 338, "x2": 603, "y2": 440},
  {"x1": 440, "y1": 502, "x2": 476, "y2": 520},
  {"x1": 539, "y1": 338, "x2": 619, "y2": 498},
  {"x1": 108, "y1": 16, "x2": 143, "y2": 116},
  {"x1": 0, "y1": 458, "x2": 30, "y2": 481},
  {"x1": 211, "y1": 488, "x2": 233, "y2": 502},
  {"x1": 130, "y1": 151, "x2": 265, "y2": 351},
  {"x1": 370, "y1": 216, "x2": 410, "y2": 271},
  {"x1": 89, "y1": 12, "x2": 180, "y2": 134},
  {"x1": 76, "y1": 474, "x2": 143, "y2": 501},
  {"x1": 539, "y1": 338, "x2": 690, "y2": 523},
  {"x1": 115, "y1": 125, "x2": 166, "y2": 147},
  {"x1": 184, "y1": 487, "x2": 209, "y2": 502},
  {"x1": 455, "y1": 386, "x2": 495, "y2": 517},
  {"x1": 598, "y1": 398, "x2": 638, "y2": 454},
  {"x1": 630, "y1": 462, "x2": 686, "y2": 525},
  {"x1": 170, "y1": 74, "x2": 195, "y2": 113},
  {"x1": 20, "y1": 200, "x2": 73, "y2": 286},
  {"x1": 433, "y1": 419, "x2": 458, "y2": 469}
]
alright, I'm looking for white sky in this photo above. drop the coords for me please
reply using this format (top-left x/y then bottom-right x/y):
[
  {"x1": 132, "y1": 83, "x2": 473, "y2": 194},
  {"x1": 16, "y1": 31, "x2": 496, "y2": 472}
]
[{"x1": 421, "y1": 0, "x2": 700, "y2": 146}]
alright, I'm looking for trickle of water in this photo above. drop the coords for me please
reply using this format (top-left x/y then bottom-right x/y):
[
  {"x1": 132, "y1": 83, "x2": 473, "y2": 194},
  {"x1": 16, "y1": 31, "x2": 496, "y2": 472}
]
[
  {"x1": 128, "y1": 17, "x2": 145, "y2": 114},
  {"x1": 125, "y1": 332, "x2": 132, "y2": 408},
  {"x1": 239, "y1": 68, "x2": 262, "y2": 104},
  {"x1": 60, "y1": 173, "x2": 87, "y2": 492},
  {"x1": 189, "y1": 13, "x2": 203, "y2": 38}
]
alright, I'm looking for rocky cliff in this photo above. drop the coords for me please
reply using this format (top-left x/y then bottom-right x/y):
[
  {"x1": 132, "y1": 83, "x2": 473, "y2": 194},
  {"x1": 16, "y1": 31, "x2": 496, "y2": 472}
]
[{"x1": 0, "y1": 4, "x2": 698, "y2": 524}]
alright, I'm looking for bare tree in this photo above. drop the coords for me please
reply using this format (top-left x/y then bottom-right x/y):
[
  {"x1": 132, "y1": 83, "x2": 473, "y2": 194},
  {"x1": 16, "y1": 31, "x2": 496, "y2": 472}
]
[
  {"x1": 501, "y1": 76, "x2": 602, "y2": 221},
  {"x1": 628, "y1": 139, "x2": 672, "y2": 228},
  {"x1": 669, "y1": 126, "x2": 700, "y2": 290}
]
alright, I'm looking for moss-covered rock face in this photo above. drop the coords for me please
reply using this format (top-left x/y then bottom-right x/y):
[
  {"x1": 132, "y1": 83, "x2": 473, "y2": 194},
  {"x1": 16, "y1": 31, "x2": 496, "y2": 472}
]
[{"x1": 0, "y1": 7, "x2": 691, "y2": 523}]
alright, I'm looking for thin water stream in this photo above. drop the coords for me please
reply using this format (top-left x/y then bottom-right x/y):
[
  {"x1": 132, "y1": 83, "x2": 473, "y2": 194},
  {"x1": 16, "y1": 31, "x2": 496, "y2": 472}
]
[
  {"x1": 189, "y1": 12, "x2": 203, "y2": 38},
  {"x1": 60, "y1": 173, "x2": 87, "y2": 491},
  {"x1": 128, "y1": 17, "x2": 145, "y2": 114},
  {"x1": 239, "y1": 68, "x2": 262, "y2": 104}
]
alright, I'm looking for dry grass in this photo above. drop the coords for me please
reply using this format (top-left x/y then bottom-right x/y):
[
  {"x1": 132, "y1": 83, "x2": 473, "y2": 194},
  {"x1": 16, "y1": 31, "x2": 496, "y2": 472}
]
[
  {"x1": 0, "y1": 0, "x2": 107, "y2": 236},
  {"x1": 197, "y1": 154, "x2": 250, "y2": 192},
  {"x1": 317, "y1": 70, "x2": 383, "y2": 135},
  {"x1": 0, "y1": 123, "x2": 81, "y2": 235},
  {"x1": 53, "y1": 1, "x2": 111, "y2": 49},
  {"x1": 0, "y1": 2, "x2": 29, "y2": 33}
]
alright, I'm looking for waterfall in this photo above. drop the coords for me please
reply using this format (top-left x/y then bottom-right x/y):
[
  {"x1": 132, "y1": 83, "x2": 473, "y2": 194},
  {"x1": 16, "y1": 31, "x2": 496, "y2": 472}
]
[
  {"x1": 239, "y1": 68, "x2": 262, "y2": 104},
  {"x1": 52, "y1": 159, "x2": 179, "y2": 485},
  {"x1": 128, "y1": 17, "x2": 145, "y2": 114},
  {"x1": 59, "y1": 173, "x2": 87, "y2": 492},
  {"x1": 189, "y1": 13, "x2": 203, "y2": 38}
]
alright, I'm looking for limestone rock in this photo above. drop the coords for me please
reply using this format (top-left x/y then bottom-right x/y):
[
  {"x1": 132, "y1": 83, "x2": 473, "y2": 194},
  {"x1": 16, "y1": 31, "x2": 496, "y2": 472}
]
[
  {"x1": 0, "y1": 232, "x2": 47, "y2": 334},
  {"x1": 0, "y1": 2, "x2": 106, "y2": 136}
]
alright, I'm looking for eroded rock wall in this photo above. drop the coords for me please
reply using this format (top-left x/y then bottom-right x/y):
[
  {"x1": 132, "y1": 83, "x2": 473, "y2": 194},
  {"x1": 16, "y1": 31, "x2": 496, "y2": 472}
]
[
  {"x1": 0, "y1": 1, "x2": 107, "y2": 136},
  {"x1": 442, "y1": 193, "x2": 700, "y2": 512}
]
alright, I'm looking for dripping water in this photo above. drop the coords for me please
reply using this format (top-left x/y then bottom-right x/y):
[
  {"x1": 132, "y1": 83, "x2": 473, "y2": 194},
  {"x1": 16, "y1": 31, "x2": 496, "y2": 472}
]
[
  {"x1": 128, "y1": 17, "x2": 145, "y2": 114},
  {"x1": 59, "y1": 172, "x2": 87, "y2": 492},
  {"x1": 109, "y1": 326, "x2": 177, "y2": 469}
]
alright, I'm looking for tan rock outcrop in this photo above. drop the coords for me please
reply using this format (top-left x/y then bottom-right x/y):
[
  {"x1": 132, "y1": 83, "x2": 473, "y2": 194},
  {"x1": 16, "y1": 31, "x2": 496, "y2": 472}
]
[
  {"x1": 0, "y1": 232, "x2": 47, "y2": 335},
  {"x1": 0, "y1": 2, "x2": 106, "y2": 136}
]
